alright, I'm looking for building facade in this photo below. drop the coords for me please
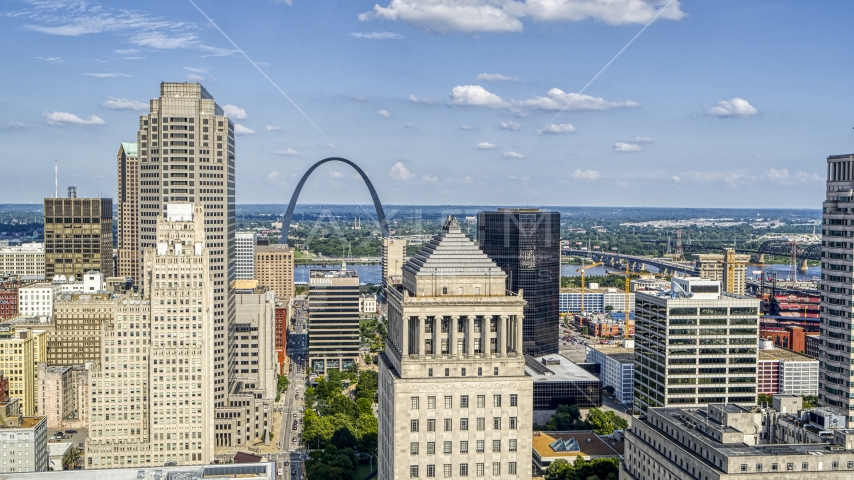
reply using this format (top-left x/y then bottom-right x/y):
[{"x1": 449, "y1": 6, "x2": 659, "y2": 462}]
[
  {"x1": 819, "y1": 154, "x2": 854, "y2": 425},
  {"x1": 585, "y1": 344, "x2": 635, "y2": 404},
  {"x1": 308, "y1": 268, "x2": 360, "y2": 373},
  {"x1": 559, "y1": 288, "x2": 635, "y2": 314},
  {"x1": 43, "y1": 192, "x2": 112, "y2": 279},
  {"x1": 478, "y1": 208, "x2": 560, "y2": 356},
  {"x1": 235, "y1": 231, "x2": 256, "y2": 280},
  {"x1": 378, "y1": 216, "x2": 532, "y2": 480},
  {"x1": 633, "y1": 278, "x2": 761, "y2": 413},
  {"x1": 35, "y1": 364, "x2": 74, "y2": 429},
  {"x1": 0, "y1": 243, "x2": 45, "y2": 279},
  {"x1": 48, "y1": 292, "x2": 114, "y2": 366},
  {"x1": 254, "y1": 244, "x2": 294, "y2": 300},
  {"x1": 526, "y1": 354, "x2": 602, "y2": 411},
  {"x1": 117, "y1": 142, "x2": 140, "y2": 284},
  {"x1": 0, "y1": 399, "x2": 48, "y2": 473},
  {"x1": 693, "y1": 249, "x2": 750, "y2": 295},
  {"x1": 757, "y1": 344, "x2": 819, "y2": 397},
  {"x1": 0, "y1": 286, "x2": 18, "y2": 320},
  {"x1": 0, "y1": 326, "x2": 47, "y2": 416},
  {"x1": 381, "y1": 237, "x2": 406, "y2": 290}
]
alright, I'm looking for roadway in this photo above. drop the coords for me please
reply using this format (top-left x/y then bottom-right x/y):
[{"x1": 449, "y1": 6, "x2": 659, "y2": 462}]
[{"x1": 272, "y1": 301, "x2": 309, "y2": 479}]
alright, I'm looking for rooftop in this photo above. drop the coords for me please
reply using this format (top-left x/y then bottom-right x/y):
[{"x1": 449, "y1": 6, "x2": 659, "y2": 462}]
[
  {"x1": 403, "y1": 215, "x2": 506, "y2": 280},
  {"x1": 12, "y1": 462, "x2": 276, "y2": 479},
  {"x1": 525, "y1": 354, "x2": 600, "y2": 383},
  {"x1": 45, "y1": 366, "x2": 72, "y2": 374},
  {"x1": 532, "y1": 431, "x2": 621, "y2": 459},
  {"x1": 560, "y1": 287, "x2": 629, "y2": 294},
  {"x1": 758, "y1": 348, "x2": 817, "y2": 362},
  {"x1": 255, "y1": 244, "x2": 291, "y2": 253},
  {"x1": 47, "y1": 442, "x2": 71, "y2": 457},
  {"x1": 587, "y1": 344, "x2": 635, "y2": 363},
  {"x1": 309, "y1": 269, "x2": 358, "y2": 279}
]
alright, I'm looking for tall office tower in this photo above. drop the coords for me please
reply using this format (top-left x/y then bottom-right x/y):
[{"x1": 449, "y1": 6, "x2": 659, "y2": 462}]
[
  {"x1": 43, "y1": 189, "x2": 112, "y2": 279},
  {"x1": 48, "y1": 292, "x2": 114, "y2": 365},
  {"x1": 478, "y1": 208, "x2": 560, "y2": 356},
  {"x1": 255, "y1": 244, "x2": 294, "y2": 300},
  {"x1": 136, "y1": 82, "x2": 235, "y2": 408},
  {"x1": 0, "y1": 324, "x2": 47, "y2": 416},
  {"x1": 117, "y1": 142, "x2": 140, "y2": 284},
  {"x1": 235, "y1": 231, "x2": 257, "y2": 280},
  {"x1": 308, "y1": 268, "x2": 360, "y2": 373},
  {"x1": 633, "y1": 277, "x2": 761, "y2": 413},
  {"x1": 820, "y1": 154, "x2": 854, "y2": 425},
  {"x1": 693, "y1": 248, "x2": 749, "y2": 295},
  {"x1": 378, "y1": 217, "x2": 532, "y2": 480},
  {"x1": 382, "y1": 237, "x2": 406, "y2": 290}
]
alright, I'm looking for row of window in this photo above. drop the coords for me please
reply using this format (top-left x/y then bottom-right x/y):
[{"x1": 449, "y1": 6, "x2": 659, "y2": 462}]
[
  {"x1": 411, "y1": 394, "x2": 517, "y2": 409},
  {"x1": 410, "y1": 462, "x2": 517, "y2": 477},
  {"x1": 409, "y1": 417, "x2": 517, "y2": 431},
  {"x1": 410, "y1": 439, "x2": 517, "y2": 454}
]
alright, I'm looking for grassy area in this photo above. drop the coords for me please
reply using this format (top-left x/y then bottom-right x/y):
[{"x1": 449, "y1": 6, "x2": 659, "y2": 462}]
[
  {"x1": 354, "y1": 463, "x2": 374, "y2": 480},
  {"x1": 293, "y1": 248, "x2": 307, "y2": 260}
]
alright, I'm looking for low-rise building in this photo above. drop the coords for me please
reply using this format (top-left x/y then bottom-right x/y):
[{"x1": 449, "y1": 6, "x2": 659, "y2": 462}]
[
  {"x1": 757, "y1": 341, "x2": 819, "y2": 396},
  {"x1": 805, "y1": 334, "x2": 821, "y2": 359},
  {"x1": 0, "y1": 243, "x2": 45, "y2": 280},
  {"x1": 0, "y1": 398, "x2": 48, "y2": 473},
  {"x1": 19, "y1": 273, "x2": 106, "y2": 322},
  {"x1": 532, "y1": 430, "x2": 622, "y2": 474},
  {"x1": 47, "y1": 442, "x2": 71, "y2": 471},
  {"x1": 526, "y1": 354, "x2": 602, "y2": 422},
  {"x1": 359, "y1": 293, "x2": 377, "y2": 316},
  {"x1": 585, "y1": 344, "x2": 635, "y2": 404},
  {"x1": 559, "y1": 286, "x2": 634, "y2": 314}
]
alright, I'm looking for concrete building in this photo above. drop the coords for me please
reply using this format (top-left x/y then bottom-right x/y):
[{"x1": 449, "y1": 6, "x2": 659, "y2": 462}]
[
  {"x1": 693, "y1": 248, "x2": 750, "y2": 295},
  {"x1": 47, "y1": 442, "x2": 71, "y2": 471},
  {"x1": 478, "y1": 208, "x2": 560, "y2": 356},
  {"x1": 526, "y1": 354, "x2": 602, "y2": 421},
  {"x1": 0, "y1": 285, "x2": 18, "y2": 320},
  {"x1": 10, "y1": 461, "x2": 277, "y2": 479},
  {"x1": 621, "y1": 402, "x2": 854, "y2": 480},
  {"x1": 630, "y1": 276, "x2": 671, "y2": 293},
  {"x1": 378, "y1": 216, "x2": 532, "y2": 480},
  {"x1": 0, "y1": 398, "x2": 48, "y2": 473},
  {"x1": 235, "y1": 231, "x2": 256, "y2": 280},
  {"x1": 757, "y1": 341, "x2": 819, "y2": 396},
  {"x1": 0, "y1": 325, "x2": 47, "y2": 416},
  {"x1": 633, "y1": 278, "x2": 761, "y2": 413},
  {"x1": 531, "y1": 431, "x2": 621, "y2": 474},
  {"x1": 559, "y1": 287, "x2": 635, "y2": 314},
  {"x1": 48, "y1": 292, "x2": 114, "y2": 366},
  {"x1": 360, "y1": 293, "x2": 377, "y2": 316},
  {"x1": 308, "y1": 267, "x2": 360, "y2": 373},
  {"x1": 586, "y1": 344, "x2": 635, "y2": 404},
  {"x1": 135, "y1": 83, "x2": 235, "y2": 411},
  {"x1": 35, "y1": 364, "x2": 74, "y2": 429},
  {"x1": 43, "y1": 190, "x2": 112, "y2": 279},
  {"x1": 20, "y1": 273, "x2": 107, "y2": 323},
  {"x1": 254, "y1": 244, "x2": 293, "y2": 301},
  {"x1": 820, "y1": 154, "x2": 854, "y2": 425},
  {"x1": 381, "y1": 237, "x2": 406, "y2": 290},
  {"x1": 116, "y1": 142, "x2": 140, "y2": 284},
  {"x1": 0, "y1": 243, "x2": 45, "y2": 279}
]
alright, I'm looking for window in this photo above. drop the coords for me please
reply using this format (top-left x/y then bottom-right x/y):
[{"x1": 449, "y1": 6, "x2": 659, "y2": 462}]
[
  {"x1": 412, "y1": 397, "x2": 420, "y2": 409},
  {"x1": 428, "y1": 396, "x2": 436, "y2": 409},
  {"x1": 740, "y1": 464, "x2": 747, "y2": 472},
  {"x1": 444, "y1": 368, "x2": 449, "y2": 377},
  {"x1": 476, "y1": 418, "x2": 485, "y2": 430},
  {"x1": 492, "y1": 440, "x2": 501, "y2": 452},
  {"x1": 832, "y1": 461, "x2": 839, "y2": 470},
  {"x1": 460, "y1": 441, "x2": 468, "y2": 453},
  {"x1": 476, "y1": 440, "x2": 484, "y2": 453},
  {"x1": 494, "y1": 367, "x2": 498, "y2": 376},
  {"x1": 427, "y1": 442, "x2": 435, "y2": 455},
  {"x1": 444, "y1": 419, "x2": 452, "y2": 431},
  {"x1": 428, "y1": 368, "x2": 433, "y2": 377},
  {"x1": 443, "y1": 465, "x2": 451, "y2": 478},
  {"x1": 427, "y1": 465, "x2": 435, "y2": 477},
  {"x1": 509, "y1": 417, "x2": 517, "y2": 429},
  {"x1": 444, "y1": 396, "x2": 453, "y2": 408},
  {"x1": 509, "y1": 439, "x2": 517, "y2": 452},
  {"x1": 461, "y1": 368, "x2": 466, "y2": 377},
  {"x1": 460, "y1": 464, "x2": 468, "y2": 476},
  {"x1": 411, "y1": 442, "x2": 419, "y2": 455},
  {"x1": 848, "y1": 461, "x2": 854, "y2": 469},
  {"x1": 492, "y1": 463, "x2": 500, "y2": 475},
  {"x1": 477, "y1": 395, "x2": 485, "y2": 408},
  {"x1": 477, "y1": 367, "x2": 482, "y2": 376},
  {"x1": 493, "y1": 395, "x2": 501, "y2": 407},
  {"x1": 460, "y1": 418, "x2": 469, "y2": 431},
  {"x1": 410, "y1": 465, "x2": 419, "y2": 478},
  {"x1": 756, "y1": 464, "x2": 762, "y2": 471},
  {"x1": 411, "y1": 420, "x2": 419, "y2": 432},
  {"x1": 510, "y1": 394, "x2": 517, "y2": 407},
  {"x1": 427, "y1": 419, "x2": 436, "y2": 432},
  {"x1": 771, "y1": 463, "x2": 778, "y2": 471},
  {"x1": 803, "y1": 462, "x2": 810, "y2": 470},
  {"x1": 476, "y1": 463, "x2": 484, "y2": 476},
  {"x1": 460, "y1": 395, "x2": 469, "y2": 408},
  {"x1": 493, "y1": 417, "x2": 501, "y2": 429},
  {"x1": 786, "y1": 463, "x2": 793, "y2": 471},
  {"x1": 442, "y1": 287, "x2": 447, "y2": 295},
  {"x1": 443, "y1": 441, "x2": 452, "y2": 454},
  {"x1": 508, "y1": 462, "x2": 517, "y2": 474}
]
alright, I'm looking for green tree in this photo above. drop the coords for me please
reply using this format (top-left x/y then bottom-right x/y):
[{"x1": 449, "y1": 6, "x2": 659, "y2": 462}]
[
  {"x1": 330, "y1": 427, "x2": 358, "y2": 450},
  {"x1": 304, "y1": 387, "x2": 317, "y2": 408},
  {"x1": 356, "y1": 397, "x2": 373, "y2": 416},
  {"x1": 802, "y1": 395, "x2": 818, "y2": 409},
  {"x1": 62, "y1": 446, "x2": 82, "y2": 470},
  {"x1": 545, "y1": 457, "x2": 619, "y2": 480},
  {"x1": 327, "y1": 369, "x2": 344, "y2": 392},
  {"x1": 585, "y1": 409, "x2": 628, "y2": 435},
  {"x1": 354, "y1": 370, "x2": 378, "y2": 401},
  {"x1": 329, "y1": 393, "x2": 359, "y2": 419},
  {"x1": 277, "y1": 374, "x2": 290, "y2": 393},
  {"x1": 758, "y1": 393, "x2": 773, "y2": 406}
]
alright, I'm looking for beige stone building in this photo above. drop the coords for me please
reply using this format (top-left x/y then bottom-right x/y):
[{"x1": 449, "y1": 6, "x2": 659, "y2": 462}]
[
  {"x1": 378, "y1": 217, "x2": 533, "y2": 480},
  {"x1": 254, "y1": 244, "x2": 294, "y2": 300},
  {"x1": 0, "y1": 326, "x2": 47, "y2": 416},
  {"x1": 382, "y1": 237, "x2": 406, "y2": 289},
  {"x1": 48, "y1": 292, "x2": 114, "y2": 366},
  {"x1": 36, "y1": 364, "x2": 74, "y2": 429},
  {"x1": 693, "y1": 248, "x2": 749, "y2": 295},
  {"x1": 43, "y1": 192, "x2": 113, "y2": 280},
  {"x1": 0, "y1": 243, "x2": 45, "y2": 279},
  {"x1": 116, "y1": 142, "x2": 140, "y2": 284}
]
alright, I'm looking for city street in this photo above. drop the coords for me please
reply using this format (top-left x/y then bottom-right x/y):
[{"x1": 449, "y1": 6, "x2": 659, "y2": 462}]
[{"x1": 272, "y1": 301, "x2": 309, "y2": 479}]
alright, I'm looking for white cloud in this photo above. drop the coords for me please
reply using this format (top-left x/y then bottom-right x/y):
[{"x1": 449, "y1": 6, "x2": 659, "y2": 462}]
[
  {"x1": 186, "y1": 74, "x2": 205, "y2": 81},
  {"x1": 274, "y1": 0, "x2": 294, "y2": 5},
  {"x1": 705, "y1": 98, "x2": 759, "y2": 118},
  {"x1": 101, "y1": 98, "x2": 148, "y2": 111},
  {"x1": 515, "y1": 88, "x2": 639, "y2": 111},
  {"x1": 36, "y1": 56, "x2": 60, "y2": 61},
  {"x1": 422, "y1": 175, "x2": 438, "y2": 182},
  {"x1": 572, "y1": 168, "x2": 601, "y2": 181},
  {"x1": 403, "y1": 122, "x2": 416, "y2": 129},
  {"x1": 275, "y1": 148, "x2": 300, "y2": 156},
  {"x1": 84, "y1": 73, "x2": 130, "y2": 78},
  {"x1": 266, "y1": 125, "x2": 282, "y2": 132},
  {"x1": 359, "y1": 0, "x2": 684, "y2": 33},
  {"x1": 115, "y1": 49, "x2": 138, "y2": 55},
  {"x1": 503, "y1": 151, "x2": 525, "y2": 159},
  {"x1": 222, "y1": 105, "x2": 247, "y2": 120},
  {"x1": 377, "y1": 109, "x2": 392, "y2": 117},
  {"x1": 671, "y1": 176, "x2": 681, "y2": 183},
  {"x1": 475, "y1": 142, "x2": 497, "y2": 150},
  {"x1": 44, "y1": 111, "x2": 105, "y2": 126},
  {"x1": 132, "y1": 31, "x2": 198, "y2": 49},
  {"x1": 449, "y1": 85, "x2": 508, "y2": 108},
  {"x1": 458, "y1": 125, "x2": 474, "y2": 131},
  {"x1": 456, "y1": 176, "x2": 473, "y2": 184},
  {"x1": 184, "y1": 66, "x2": 208, "y2": 73},
  {"x1": 266, "y1": 171, "x2": 287, "y2": 187},
  {"x1": 477, "y1": 73, "x2": 519, "y2": 82},
  {"x1": 1, "y1": 122, "x2": 26, "y2": 129},
  {"x1": 198, "y1": 45, "x2": 239, "y2": 57},
  {"x1": 540, "y1": 123, "x2": 576, "y2": 134},
  {"x1": 763, "y1": 168, "x2": 821, "y2": 185},
  {"x1": 330, "y1": 171, "x2": 344, "y2": 178},
  {"x1": 389, "y1": 161, "x2": 415, "y2": 180},
  {"x1": 408, "y1": 94, "x2": 436, "y2": 105},
  {"x1": 233, "y1": 124, "x2": 255, "y2": 135},
  {"x1": 500, "y1": 121, "x2": 522, "y2": 131},
  {"x1": 613, "y1": 142, "x2": 641, "y2": 152},
  {"x1": 352, "y1": 95, "x2": 367, "y2": 101},
  {"x1": 631, "y1": 136, "x2": 653, "y2": 143},
  {"x1": 350, "y1": 31, "x2": 405, "y2": 39}
]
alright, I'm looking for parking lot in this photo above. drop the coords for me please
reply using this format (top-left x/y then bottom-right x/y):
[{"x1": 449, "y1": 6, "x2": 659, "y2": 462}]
[{"x1": 47, "y1": 428, "x2": 88, "y2": 451}]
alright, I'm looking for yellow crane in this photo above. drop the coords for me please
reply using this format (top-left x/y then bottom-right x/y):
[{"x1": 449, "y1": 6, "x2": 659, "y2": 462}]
[{"x1": 576, "y1": 260, "x2": 603, "y2": 314}]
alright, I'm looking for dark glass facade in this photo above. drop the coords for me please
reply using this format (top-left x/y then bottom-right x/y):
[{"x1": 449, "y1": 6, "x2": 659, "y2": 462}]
[
  {"x1": 478, "y1": 209, "x2": 560, "y2": 356},
  {"x1": 533, "y1": 380, "x2": 603, "y2": 410}
]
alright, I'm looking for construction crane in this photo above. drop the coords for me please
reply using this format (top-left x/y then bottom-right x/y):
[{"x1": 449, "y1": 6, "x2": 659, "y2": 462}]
[
  {"x1": 576, "y1": 260, "x2": 603, "y2": 314},
  {"x1": 623, "y1": 260, "x2": 631, "y2": 340}
]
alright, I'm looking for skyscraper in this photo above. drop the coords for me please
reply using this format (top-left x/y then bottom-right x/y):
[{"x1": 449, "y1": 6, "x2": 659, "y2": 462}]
[
  {"x1": 235, "y1": 231, "x2": 256, "y2": 280},
  {"x1": 819, "y1": 154, "x2": 854, "y2": 425},
  {"x1": 382, "y1": 237, "x2": 406, "y2": 290},
  {"x1": 255, "y1": 244, "x2": 294, "y2": 300},
  {"x1": 478, "y1": 208, "x2": 560, "y2": 356},
  {"x1": 43, "y1": 189, "x2": 112, "y2": 280},
  {"x1": 308, "y1": 268, "x2": 360, "y2": 373},
  {"x1": 378, "y1": 216, "x2": 532, "y2": 480},
  {"x1": 136, "y1": 82, "x2": 235, "y2": 408},
  {"x1": 116, "y1": 142, "x2": 140, "y2": 284}
]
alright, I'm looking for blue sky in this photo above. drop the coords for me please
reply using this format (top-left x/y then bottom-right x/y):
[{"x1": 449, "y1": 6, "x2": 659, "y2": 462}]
[{"x1": 1, "y1": 0, "x2": 852, "y2": 208}]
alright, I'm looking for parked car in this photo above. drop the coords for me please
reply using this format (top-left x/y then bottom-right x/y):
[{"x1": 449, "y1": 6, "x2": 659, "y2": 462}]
[{"x1": 65, "y1": 430, "x2": 77, "y2": 434}]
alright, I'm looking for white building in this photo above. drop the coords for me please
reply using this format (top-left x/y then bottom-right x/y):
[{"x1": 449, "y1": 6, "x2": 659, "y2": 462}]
[
  {"x1": 378, "y1": 216, "x2": 532, "y2": 480},
  {"x1": 0, "y1": 243, "x2": 45, "y2": 279},
  {"x1": 559, "y1": 286, "x2": 634, "y2": 313},
  {"x1": 0, "y1": 398, "x2": 48, "y2": 473},
  {"x1": 19, "y1": 273, "x2": 106, "y2": 322},
  {"x1": 585, "y1": 344, "x2": 635, "y2": 404},
  {"x1": 235, "y1": 231, "x2": 256, "y2": 280},
  {"x1": 757, "y1": 341, "x2": 819, "y2": 397},
  {"x1": 359, "y1": 294, "x2": 377, "y2": 316}
]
